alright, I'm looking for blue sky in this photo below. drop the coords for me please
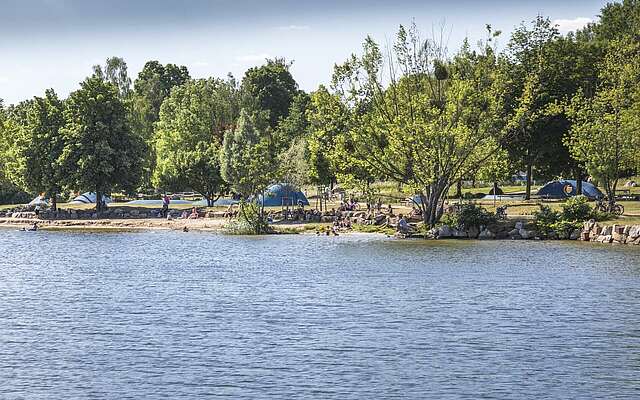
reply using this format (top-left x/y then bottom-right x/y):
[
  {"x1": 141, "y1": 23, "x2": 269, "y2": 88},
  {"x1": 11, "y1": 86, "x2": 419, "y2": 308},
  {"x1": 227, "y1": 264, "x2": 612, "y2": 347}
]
[{"x1": 1, "y1": 0, "x2": 607, "y2": 105}]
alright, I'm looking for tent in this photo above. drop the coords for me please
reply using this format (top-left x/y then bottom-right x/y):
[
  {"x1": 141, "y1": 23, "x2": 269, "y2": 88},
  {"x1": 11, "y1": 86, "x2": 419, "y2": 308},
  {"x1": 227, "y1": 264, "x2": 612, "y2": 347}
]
[
  {"x1": 536, "y1": 180, "x2": 603, "y2": 200},
  {"x1": 258, "y1": 184, "x2": 309, "y2": 207},
  {"x1": 69, "y1": 192, "x2": 113, "y2": 205},
  {"x1": 28, "y1": 195, "x2": 49, "y2": 207}
]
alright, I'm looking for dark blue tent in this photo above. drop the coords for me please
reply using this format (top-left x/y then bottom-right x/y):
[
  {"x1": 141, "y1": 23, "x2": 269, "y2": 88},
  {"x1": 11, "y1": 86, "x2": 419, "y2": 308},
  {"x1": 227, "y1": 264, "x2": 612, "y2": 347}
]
[
  {"x1": 258, "y1": 184, "x2": 309, "y2": 207},
  {"x1": 537, "y1": 180, "x2": 603, "y2": 200}
]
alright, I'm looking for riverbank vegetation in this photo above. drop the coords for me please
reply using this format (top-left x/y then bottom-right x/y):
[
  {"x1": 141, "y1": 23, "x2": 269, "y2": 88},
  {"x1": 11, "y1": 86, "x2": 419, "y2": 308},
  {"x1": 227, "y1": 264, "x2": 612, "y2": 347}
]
[{"x1": 0, "y1": 1, "x2": 639, "y2": 231}]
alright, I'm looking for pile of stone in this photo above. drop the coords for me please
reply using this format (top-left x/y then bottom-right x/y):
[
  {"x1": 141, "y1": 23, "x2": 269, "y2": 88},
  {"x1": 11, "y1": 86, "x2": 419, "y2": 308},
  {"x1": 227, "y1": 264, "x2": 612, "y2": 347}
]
[
  {"x1": 431, "y1": 220, "x2": 539, "y2": 240},
  {"x1": 581, "y1": 220, "x2": 640, "y2": 245}
]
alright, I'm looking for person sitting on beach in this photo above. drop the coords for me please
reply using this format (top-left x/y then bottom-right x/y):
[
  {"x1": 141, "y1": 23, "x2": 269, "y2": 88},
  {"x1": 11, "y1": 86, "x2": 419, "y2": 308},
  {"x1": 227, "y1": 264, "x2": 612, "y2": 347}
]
[
  {"x1": 409, "y1": 207, "x2": 422, "y2": 218},
  {"x1": 180, "y1": 210, "x2": 189, "y2": 219},
  {"x1": 397, "y1": 214, "x2": 414, "y2": 234},
  {"x1": 188, "y1": 207, "x2": 199, "y2": 219},
  {"x1": 223, "y1": 204, "x2": 235, "y2": 218}
]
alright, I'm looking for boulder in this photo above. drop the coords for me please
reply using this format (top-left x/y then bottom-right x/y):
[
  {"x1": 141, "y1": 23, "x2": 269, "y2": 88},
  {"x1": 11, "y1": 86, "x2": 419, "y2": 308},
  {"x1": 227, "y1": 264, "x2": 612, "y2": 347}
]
[
  {"x1": 580, "y1": 232, "x2": 590, "y2": 241},
  {"x1": 569, "y1": 229, "x2": 581, "y2": 241},
  {"x1": 478, "y1": 228, "x2": 495, "y2": 240},
  {"x1": 519, "y1": 228, "x2": 533, "y2": 239},
  {"x1": 467, "y1": 226, "x2": 480, "y2": 239},
  {"x1": 612, "y1": 231, "x2": 627, "y2": 243},
  {"x1": 635, "y1": 237, "x2": 640, "y2": 245},
  {"x1": 628, "y1": 225, "x2": 640, "y2": 239},
  {"x1": 452, "y1": 229, "x2": 468, "y2": 238},
  {"x1": 623, "y1": 225, "x2": 631, "y2": 235},
  {"x1": 601, "y1": 226, "x2": 613, "y2": 236},
  {"x1": 437, "y1": 225, "x2": 453, "y2": 238}
]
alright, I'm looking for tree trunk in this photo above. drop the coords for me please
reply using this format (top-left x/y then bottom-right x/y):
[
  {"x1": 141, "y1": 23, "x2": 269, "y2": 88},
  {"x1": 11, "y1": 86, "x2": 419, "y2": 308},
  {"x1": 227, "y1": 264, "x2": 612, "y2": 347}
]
[
  {"x1": 95, "y1": 191, "x2": 102, "y2": 215},
  {"x1": 206, "y1": 194, "x2": 213, "y2": 207},
  {"x1": 576, "y1": 170, "x2": 583, "y2": 195},
  {"x1": 51, "y1": 191, "x2": 57, "y2": 214},
  {"x1": 525, "y1": 163, "x2": 532, "y2": 200},
  {"x1": 455, "y1": 180, "x2": 462, "y2": 199}
]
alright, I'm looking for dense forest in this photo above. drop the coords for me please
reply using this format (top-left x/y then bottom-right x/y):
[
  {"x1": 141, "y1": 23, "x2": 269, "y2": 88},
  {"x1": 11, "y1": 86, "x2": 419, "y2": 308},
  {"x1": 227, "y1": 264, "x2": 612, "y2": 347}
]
[{"x1": 0, "y1": 0, "x2": 638, "y2": 226}]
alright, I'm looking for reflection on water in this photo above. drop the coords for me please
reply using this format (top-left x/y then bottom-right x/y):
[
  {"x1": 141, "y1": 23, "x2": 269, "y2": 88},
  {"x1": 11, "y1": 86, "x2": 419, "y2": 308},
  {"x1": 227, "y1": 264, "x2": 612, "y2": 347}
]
[{"x1": 1, "y1": 229, "x2": 639, "y2": 399}]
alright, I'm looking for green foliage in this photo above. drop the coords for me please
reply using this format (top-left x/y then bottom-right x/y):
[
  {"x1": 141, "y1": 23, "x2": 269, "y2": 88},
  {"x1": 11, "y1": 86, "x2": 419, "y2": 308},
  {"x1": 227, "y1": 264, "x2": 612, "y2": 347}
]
[
  {"x1": 59, "y1": 76, "x2": 144, "y2": 208},
  {"x1": 565, "y1": 38, "x2": 640, "y2": 200},
  {"x1": 8, "y1": 90, "x2": 65, "y2": 205},
  {"x1": 131, "y1": 60, "x2": 191, "y2": 188},
  {"x1": 153, "y1": 78, "x2": 238, "y2": 203},
  {"x1": 560, "y1": 195, "x2": 593, "y2": 221},
  {"x1": 241, "y1": 58, "x2": 299, "y2": 129},
  {"x1": 0, "y1": 180, "x2": 30, "y2": 205},
  {"x1": 440, "y1": 203, "x2": 496, "y2": 230},
  {"x1": 332, "y1": 24, "x2": 505, "y2": 226},
  {"x1": 92, "y1": 57, "x2": 132, "y2": 99},
  {"x1": 220, "y1": 109, "x2": 275, "y2": 198},
  {"x1": 224, "y1": 201, "x2": 272, "y2": 235},
  {"x1": 532, "y1": 204, "x2": 561, "y2": 236}
]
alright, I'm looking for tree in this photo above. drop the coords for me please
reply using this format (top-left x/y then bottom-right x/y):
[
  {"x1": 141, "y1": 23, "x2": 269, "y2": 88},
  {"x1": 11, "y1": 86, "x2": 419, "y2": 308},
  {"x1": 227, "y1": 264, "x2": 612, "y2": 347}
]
[
  {"x1": 241, "y1": 58, "x2": 299, "y2": 129},
  {"x1": 132, "y1": 61, "x2": 191, "y2": 188},
  {"x1": 332, "y1": 25, "x2": 506, "y2": 227},
  {"x1": 273, "y1": 92, "x2": 310, "y2": 151},
  {"x1": 153, "y1": 78, "x2": 239, "y2": 205},
  {"x1": 10, "y1": 90, "x2": 66, "y2": 210},
  {"x1": 220, "y1": 109, "x2": 275, "y2": 200},
  {"x1": 59, "y1": 77, "x2": 144, "y2": 211},
  {"x1": 93, "y1": 57, "x2": 132, "y2": 99},
  {"x1": 565, "y1": 38, "x2": 640, "y2": 205}
]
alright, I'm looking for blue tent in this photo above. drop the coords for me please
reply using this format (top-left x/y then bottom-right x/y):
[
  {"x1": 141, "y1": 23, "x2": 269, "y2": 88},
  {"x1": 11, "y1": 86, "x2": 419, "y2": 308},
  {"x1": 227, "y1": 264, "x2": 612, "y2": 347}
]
[
  {"x1": 258, "y1": 184, "x2": 309, "y2": 207},
  {"x1": 537, "y1": 180, "x2": 603, "y2": 200}
]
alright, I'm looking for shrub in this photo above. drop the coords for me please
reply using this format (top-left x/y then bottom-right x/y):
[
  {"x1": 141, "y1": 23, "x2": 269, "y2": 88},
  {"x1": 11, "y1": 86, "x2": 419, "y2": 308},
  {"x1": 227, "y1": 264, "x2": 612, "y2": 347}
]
[
  {"x1": 560, "y1": 195, "x2": 593, "y2": 222},
  {"x1": 532, "y1": 204, "x2": 560, "y2": 237},
  {"x1": 224, "y1": 202, "x2": 272, "y2": 235},
  {"x1": 441, "y1": 202, "x2": 495, "y2": 230},
  {"x1": 0, "y1": 181, "x2": 31, "y2": 205}
]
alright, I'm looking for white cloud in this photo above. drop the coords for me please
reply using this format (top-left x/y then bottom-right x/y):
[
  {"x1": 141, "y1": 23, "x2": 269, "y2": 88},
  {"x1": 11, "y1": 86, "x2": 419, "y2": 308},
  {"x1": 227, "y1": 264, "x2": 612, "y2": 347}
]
[
  {"x1": 235, "y1": 53, "x2": 273, "y2": 63},
  {"x1": 192, "y1": 61, "x2": 209, "y2": 67},
  {"x1": 553, "y1": 17, "x2": 593, "y2": 34},
  {"x1": 0, "y1": 76, "x2": 8, "y2": 84},
  {"x1": 277, "y1": 25, "x2": 310, "y2": 31}
]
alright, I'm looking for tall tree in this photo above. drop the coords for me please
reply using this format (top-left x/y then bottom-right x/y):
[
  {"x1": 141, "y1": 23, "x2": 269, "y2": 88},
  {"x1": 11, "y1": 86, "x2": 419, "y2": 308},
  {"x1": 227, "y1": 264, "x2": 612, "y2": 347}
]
[
  {"x1": 132, "y1": 61, "x2": 191, "y2": 189},
  {"x1": 220, "y1": 109, "x2": 275, "y2": 200},
  {"x1": 241, "y1": 58, "x2": 299, "y2": 129},
  {"x1": 10, "y1": 90, "x2": 66, "y2": 210},
  {"x1": 93, "y1": 57, "x2": 132, "y2": 99},
  {"x1": 153, "y1": 78, "x2": 239, "y2": 205},
  {"x1": 332, "y1": 24, "x2": 506, "y2": 226},
  {"x1": 565, "y1": 38, "x2": 640, "y2": 205},
  {"x1": 59, "y1": 77, "x2": 144, "y2": 211}
]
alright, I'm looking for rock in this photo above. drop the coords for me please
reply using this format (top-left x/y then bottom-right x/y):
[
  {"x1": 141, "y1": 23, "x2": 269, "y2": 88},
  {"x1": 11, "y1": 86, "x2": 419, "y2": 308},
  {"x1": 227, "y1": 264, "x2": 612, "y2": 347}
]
[
  {"x1": 580, "y1": 232, "x2": 590, "y2": 241},
  {"x1": 508, "y1": 228, "x2": 519, "y2": 237},
  {"x1": 467, "y1": 226, "x2": 480, "y2": 239},
  {"x1": 635, "y1": 237, "x2": 640, "y2": 245},
  {"x1": 628, "y1": 225, "x2": 640, "y2": 239},
  {"x1": 452, "y1": 229, "x2": 468, "y2": 238},
  {"x1": 478, "y1": 228, "x2": 495, "y2": 239},
  {"x1": 612, "y1": 231, "x2": 626, "y2": 243},
  {"x1": 569, "y1": 229, "x2": 581, "y2": 240},
  {"x1": 510, "y1": 233, "x2": 522, "y2": 240},
  {"x1": 623, "y1": 225, "x2": 631, "y2": 235},
  {"x1": 591, "y1": 225, "x2": 602, "y2": 236},
  {"x1": 601, "y1": 226, "x2": 613, "y2": 236},
  {"x1": 437, "y1": 225, "x2": 453, "y2": 238},
  {"x1": 519, "y1": 228, "x2": 532, "y2": 239}
]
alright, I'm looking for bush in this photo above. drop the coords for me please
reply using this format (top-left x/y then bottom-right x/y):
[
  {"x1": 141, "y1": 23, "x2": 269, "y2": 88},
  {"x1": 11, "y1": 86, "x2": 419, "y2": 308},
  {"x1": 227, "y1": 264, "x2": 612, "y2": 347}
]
[
  {"x1": 224, "y1": 202, "x2": 272, "y2": 235},
  {"x1": 0, "y1": 181, "x2": 30, "y2": 205},
  {"x1": 560, "y1": 195, "x2": 593, "y2": 222},
  {"x1": 441, "y1": 202, "x2": 495, "y2": 230},
  {"x1": 532, "y1": 204, "x2": 560, "y2": 237}
]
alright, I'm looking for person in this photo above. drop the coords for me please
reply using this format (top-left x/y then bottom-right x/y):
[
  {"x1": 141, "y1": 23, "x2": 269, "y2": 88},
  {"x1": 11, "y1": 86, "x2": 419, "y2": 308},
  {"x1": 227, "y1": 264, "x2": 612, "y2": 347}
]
[
  {"x1": 34, "y1": 204, "x2": 41, "y2": 218},
  {"x1": 162, "y1": 194, "x2": 170, "y2": 218},
  {"x1": 397, "y1": 214, "x2": 413, "y2": 234},
  {"x1": 180, "y1": 210, "x2": 189, "y2": 219},
  {"x1": 223, "y1": 204, "x2": 235, "y2": 218},
  {"x1": 188, "y1": 207, "x2": 199, "y2": 219},
  {"x1": 183, "y1": 226, "x2": 189, "y2": 232},
  {"x1": 387, "y1": 203, "x2": 394, "y2": 216},
  {"x1": 28, "y1": 222, "x2": 38, "y2": 231}
]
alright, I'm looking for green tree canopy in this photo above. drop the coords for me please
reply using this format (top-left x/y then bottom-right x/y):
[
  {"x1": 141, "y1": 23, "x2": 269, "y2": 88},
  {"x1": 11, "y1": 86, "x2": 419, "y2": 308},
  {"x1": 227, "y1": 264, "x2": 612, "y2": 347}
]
[
  {"x1": 220, "y1": 109, "x2": 275, "y2": 199},
  {"x1": 153, "y1": 78, "x2": 239, "y2": 205},
  {"x1": 59, "y1": 77, "x2": 144, "y2": 210},
  {"x1": 241, "y1": 58, "x2": 299, "y2": 129}
]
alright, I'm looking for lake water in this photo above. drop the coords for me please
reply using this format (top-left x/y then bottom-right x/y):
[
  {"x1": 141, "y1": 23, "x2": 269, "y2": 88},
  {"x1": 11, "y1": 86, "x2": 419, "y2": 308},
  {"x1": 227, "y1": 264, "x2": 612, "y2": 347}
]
[{"x1": 1, "y1": 229, "x2": 639, "y2": 399}]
